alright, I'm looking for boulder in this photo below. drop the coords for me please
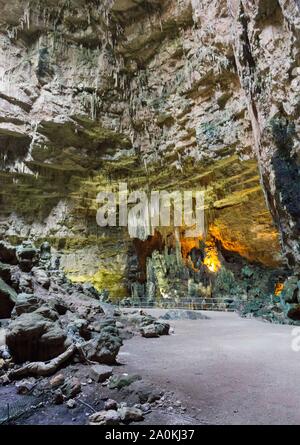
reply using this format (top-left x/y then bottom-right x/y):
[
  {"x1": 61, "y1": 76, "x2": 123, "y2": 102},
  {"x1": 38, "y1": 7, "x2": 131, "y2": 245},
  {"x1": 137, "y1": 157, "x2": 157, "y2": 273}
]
[
  {"x1": 286, "y1": 304, "x2": 300, "y2": 321},
  {"x1": 16, "y1": 242, "x2": 38, "y2": 272},
  {"x1": 0, "y1": 278, "x2": 17, "y2": 318},
  {"x1": 50, "y1": 373, "x2": 65, "y2": 388},
  {"x1": 53, "y1": 389, "x2": 64, "y2": 405},
  {"x1": 90, "y1": 364, "x2": 113, "y2": 383},
  {"x1": 0, "y1": 241, "x2": 17, "y2": 265},
  {"x1": 161, "y1": 309, "x2": 209, "y2": 320},
  {"x1": 11, "y1": 270, "x2": 33, "y2": 294},
  {"x1": 118, "y1": 406, "x2": 144, "y2": 423},
  {"x1": 108, "y1": 374, "x2": 141, "y2": 390},
  {"x1": 154, "y1": 321, "x2": 170, "y2": 336},
  {"x1": 104, "y1": 399, "x2": 118, "y2": 411},
  {"x1": 32, "y1": 267, "x2": 50, "y2": 289},
  {"x1": 15, "y1": 378, "x2": 36, "y2": 395},
  {"x1": 89, "y1": 317, "x2": 117, "y2": 334},
  {"x1": 12, "y1": 293, "x2": 42, "y2": 317},
  {"x1": 67, "y1": 318, "x2": 90, "y2": 343},
  {"x1": 82, "y1": 282, "x2": 99, "y2": 299},
  {"x1": 0, "y1": 262, "x2": 12, "y2": 283},
  {"x1": 34, "y1": 306, "x2": 59, "y2": 321},
  {"x1": 6, "y1": 312, "x2": 69, "y2": 363},
  {"x1": 281, "y1": 276, "x2": 300, "y2": 304},
  {"x1": 81, "y1": 332, "x2": 122, "y2": 365},
  {"x1": 140, "y1": 324, "x2": 159, "y2": 338},
  {"x1": 66, "y1": 399, "x2": 76, "y2": 409},
  {"x1": 89, "y1": 409, "x2": 121, "y2": 425},
  {"x1": 129, "y1": 381, "x2": 161, "y2": 404},
  {"x1": 61, "y1": 377, "x2": 81, "y2": 399}
]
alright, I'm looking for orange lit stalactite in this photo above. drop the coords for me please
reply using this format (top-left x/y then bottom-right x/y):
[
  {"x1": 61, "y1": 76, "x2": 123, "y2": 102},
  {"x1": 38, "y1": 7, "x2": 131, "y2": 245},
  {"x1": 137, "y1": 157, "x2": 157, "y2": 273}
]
[
  {"x1": 274, "y1": 283, "x2": 284, "y2": 296},
  {"x1": 203, "y1": 241, "x2": 221, "y2": 273},
  {"x1": 180, "y1": 236, "x2": 221, "y2": 273}
]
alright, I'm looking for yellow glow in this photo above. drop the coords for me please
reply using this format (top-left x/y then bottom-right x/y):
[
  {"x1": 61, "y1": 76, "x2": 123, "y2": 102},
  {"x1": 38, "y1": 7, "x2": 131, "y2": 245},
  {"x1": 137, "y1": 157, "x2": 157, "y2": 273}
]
[
  {"x1": 203, "y1": 241, "x2": 221, "y2": 273},
  {"x1": 274, "y1": 283, "x2": 284, "y2": 296},
  {"x1": 180, "y1": 236, "x2": 221, "y2": 273}
]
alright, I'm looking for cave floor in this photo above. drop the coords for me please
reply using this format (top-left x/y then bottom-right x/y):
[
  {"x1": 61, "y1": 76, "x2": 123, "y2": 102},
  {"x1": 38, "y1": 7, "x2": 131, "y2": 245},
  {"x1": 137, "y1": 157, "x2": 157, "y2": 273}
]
[{"x1": 119, "y1": 310, "x2": 300, "y2": 425}]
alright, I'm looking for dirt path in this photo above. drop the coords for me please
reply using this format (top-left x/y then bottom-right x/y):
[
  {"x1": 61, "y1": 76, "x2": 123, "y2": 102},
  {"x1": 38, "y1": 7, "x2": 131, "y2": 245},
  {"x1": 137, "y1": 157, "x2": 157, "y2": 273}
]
[{"x1": 119, "y1": 310, "x2": 300, "y2": 425}]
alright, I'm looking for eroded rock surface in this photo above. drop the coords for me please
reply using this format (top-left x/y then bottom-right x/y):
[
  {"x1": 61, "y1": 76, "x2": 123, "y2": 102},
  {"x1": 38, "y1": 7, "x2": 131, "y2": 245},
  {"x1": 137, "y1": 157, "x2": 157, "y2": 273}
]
[{"x1": 0, "y1": 0, "x2": 297, "y2": 310}]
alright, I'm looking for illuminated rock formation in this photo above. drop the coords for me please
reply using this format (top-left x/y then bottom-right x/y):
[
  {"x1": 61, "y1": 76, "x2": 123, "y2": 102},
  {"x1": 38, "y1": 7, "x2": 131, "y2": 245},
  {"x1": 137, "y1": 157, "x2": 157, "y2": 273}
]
[{"x1": 0, "y1": 0, "x2": 298, "y2": 307}]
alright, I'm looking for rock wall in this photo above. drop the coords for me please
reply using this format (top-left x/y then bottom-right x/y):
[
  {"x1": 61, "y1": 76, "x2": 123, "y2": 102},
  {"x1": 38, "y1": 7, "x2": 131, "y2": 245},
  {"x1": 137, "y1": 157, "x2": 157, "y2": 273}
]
[{"x1": 0, "y1": 0, "x2": 299, "y2": 302}]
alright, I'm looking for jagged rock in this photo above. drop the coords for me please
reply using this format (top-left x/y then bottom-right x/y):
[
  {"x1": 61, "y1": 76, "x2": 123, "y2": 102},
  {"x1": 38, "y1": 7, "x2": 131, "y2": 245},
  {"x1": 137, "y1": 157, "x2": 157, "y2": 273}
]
[
  {"x1": 0, "y1": 278, "x2": 17, "y2": 318},
  {"x1": 48, "y1": 297, "x2": 69, "y2": 316},
  {"x1": 139, "y1": 319, "x2": 169, "y2": 337},
  {"x1": 53, "y1": 389, "x2": 64, "y2": 405},
  {"x1": 140, "y1": 324, "x2": 159, "y2": 338},
  {"x1": 161, "y1": 310, "x2": 209, "y2": 320},
  {"x1": 0, "y1": 0, "x2": 298, "y2": 332},
  {"x1": 32, "y1": 267, "x2": 50, "y2": 289},
  {"x1": 34, "y1": 306, "x2": 59, "y2": 322},
  {"x1": 0, "y1": 262, "x2": 12, "y2": 283},
  {"x1": 154, "y1": 321, "x2": 170, "y2": 336},
  {"x1": 82, "y1": 282, "x2": 99, "y2": 299},
  {"x1": 104, "y1": 399, "x2": 118, "y2": 411},
  {"x1": 108, "y1": 374, "x2": 142, "y2": 390},
  {"x1": 15, "y1": 378, "x2": 36, "y2": 395},
  {"x1": 67, "y1": 318, "x2": 89, "y2": 342},
  {"x1": 11, "y1": 293, "x2": 42, "y2": 317},
  {"x1": 6, "y1": 312, "x2": 69, "y2": 363},
  {"x1": 0, "y1": 374, "x2": 10, "y2": 386},
  {"x1": 50, "y1": 373, "x2": 65, "y2": 388},
  {"x1": 16, "y1": 242, "x2": 38, "y2": 272},
  {"x1": 61, "y1": 377, "x2": 81, "y2": 400},
  {"x1": 118, "y1": 406, "x2": 144, "y2": 423},
  {"x1": 66, "y1": 399, "x2": 76, "y2": 409},
  {"x1": 140, "y1": 315, "x2": 157, "y2": 327},
  {"x1": 90, "y1": 364, "x2": 113, "y2": 383},
  {"x1": 0, "y1": 241, "x2": 17, "y2": 265},
  {"x1": 89, "y1": 410, "x2": 121, "y2": 425},
  {"x1": 11, "y1": 270, "x2": 33, "y2": 294},
  {"x1": 281, "y1": 277, "x2": 300, "y2": 304},
  {"x1": 129, "y1": 381, "x2": 162, "y2": 404},
  {"x1": 81, "y1": 332, "x2": 122, "y2": 365},
  {"x1": 286, "y1": 304, "x2": 300, "y2": 321},
  {"x1": 141, "y1": 402, "x2": 152, "y2": 412},
  {"x1": 89, "y1": 317, "x2": 117, "y2": 334}
]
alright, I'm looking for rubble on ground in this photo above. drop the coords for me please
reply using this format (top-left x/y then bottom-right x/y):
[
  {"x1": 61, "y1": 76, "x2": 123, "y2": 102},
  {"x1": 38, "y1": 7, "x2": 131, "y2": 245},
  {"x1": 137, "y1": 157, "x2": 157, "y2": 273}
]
[{"x1": 0, "y1": 239, "x2": 176, "y2": 425}]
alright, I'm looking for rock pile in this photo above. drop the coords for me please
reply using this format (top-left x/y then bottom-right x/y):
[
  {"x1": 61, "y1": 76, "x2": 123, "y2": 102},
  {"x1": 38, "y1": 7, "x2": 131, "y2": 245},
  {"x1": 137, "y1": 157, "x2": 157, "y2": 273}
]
[
  {"x1": 0, "y1": 240, "x2": 126, "y2": 365},
  {"x1": 0, "y1": 238, "x2": 173, "y2": 425}
]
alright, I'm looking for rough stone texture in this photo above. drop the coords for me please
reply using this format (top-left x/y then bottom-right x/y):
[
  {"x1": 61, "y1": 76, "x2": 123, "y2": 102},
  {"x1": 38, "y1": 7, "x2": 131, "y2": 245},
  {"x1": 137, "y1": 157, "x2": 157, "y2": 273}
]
[
  {"x1": 11, "y1": 293, "x2": 42, "y2": 317},
  {"x1": 6, "y1": 311, "x2": 70, "y2": 363},
  {"x1": 89, "y1": 409, "x2": 121, "y2": 425},
  {"x1": 140, "y1": 324, "x2": 159, "y2": 338},
  {"x1": 81, "y1": 332, "x2": 123, "y2": 365},
  {"x1": 118, "y1": 406, "x2": 144, "y2": 423},
  {"x1": 0, "y1": 278, "x2": 18, "y2": 318},
  {"x1": 90, "y1": 364, "x2": 113, "y2": 383},
  {"x1": 0, "y1": 0, "x2": 298, "y2": 303}
]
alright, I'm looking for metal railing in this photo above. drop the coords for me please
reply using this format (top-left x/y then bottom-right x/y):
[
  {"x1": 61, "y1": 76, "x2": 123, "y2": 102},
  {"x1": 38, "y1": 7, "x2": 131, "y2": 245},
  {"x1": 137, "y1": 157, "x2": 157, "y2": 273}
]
[
  {"x1": 0, "y1": 395, "x2": 44, "y2": 425},
  {"x1": 118, "y1": 297, "x2": 242, "y2": 312}
]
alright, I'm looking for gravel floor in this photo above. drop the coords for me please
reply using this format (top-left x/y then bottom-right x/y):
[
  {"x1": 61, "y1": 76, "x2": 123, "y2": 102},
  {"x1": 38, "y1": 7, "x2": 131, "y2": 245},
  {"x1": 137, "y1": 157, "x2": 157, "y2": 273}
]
[{"x1": 120, "y1": 310, "x2": 300, "y2": 425}]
